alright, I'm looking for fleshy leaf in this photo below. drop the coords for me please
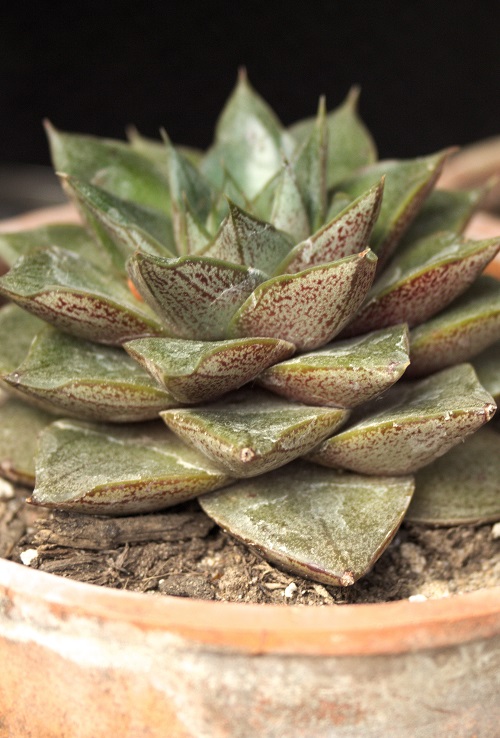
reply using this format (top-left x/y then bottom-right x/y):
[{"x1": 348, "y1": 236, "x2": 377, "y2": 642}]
[
  {"x1": 308, "y1": 364, "x2": 496, "y2": 475},
  {"x1": 0, "y1": 224, "x2": 105, "y2": 272},
  {"x1": 200, "y1": 462, "x2": 413, "y2": 586},
  {"x1": 258, "y1": 325, "x2": 409, "y2": 408},
  {"x1": 0, "y1": 303, "x2": 45, "y2": 376},
  {"x1": 31, "y1": 420, "x2": 233, "y2": 515},
  {"x1": 268, "y1": 162, "x2": 310, "y2": 243},
  {"x1": 338, "y1": 150, "x2": 452, "y2": 268},
  {"x1": 288, "y1": 87, "x2": 377, "y2": 189},
  {"x1": 473, "y1": 340, "x2": 500, "y2": 403},
  {"x1": 4, "y1": 327, "x2": 176, "y2": 422},
  {"x1": 407, "y1": 427, "x2": 500, "y2": 525},
  {"x1": 201, "y1": 70, "x2": 294, "y2": 198},
  {"x1": 229, "y1": 250, "x2": 377, "y2": 350},
  {"x1": 161, "y1": 389, "x2": 349, "y2": 477},
  {"x1": 125, "y1": 336, "x2": 295, "y2": 404},
  {"x1": 128, "y1": 251, "x2": 267, "y2": 340},
  {"x1": 61, "y1": 176, "x2": 176, "y2": 267},
  {"x1": 45, "y1": 123, "x2": 171, "y2": 214},
  {"x1": 201, "y1": 200, "x2": 293, "y2": 274},
  {"x1": 343, "y1": 232, "x2": 500, "y2": 337},
  {"x1": 291, "y1": 97, "x2": 327, "y2": 232},
  {"x1": 0, "y1": 392, "x2": 55, "y2": 485},
  {"x1": 127, "y1": 127, "x2": 203, "y2": 167},
  {"x1": 277, "y1": 180, "x2": 384, "y2": 274},
  {"x1": 0, "y1": 246, "x2": 165, "y2": 345},
  {"x1": 408, "y1": 276, "x2": 500, "y2": 377}
]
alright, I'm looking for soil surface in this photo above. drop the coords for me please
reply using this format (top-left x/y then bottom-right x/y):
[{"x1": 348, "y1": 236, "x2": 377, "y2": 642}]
[{"x1": 2, "y1": 478, "x2": 499, "y2": 605}]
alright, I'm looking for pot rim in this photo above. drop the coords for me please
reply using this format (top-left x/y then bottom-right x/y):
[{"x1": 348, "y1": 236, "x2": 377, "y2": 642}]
[{"x1": 1, "y1": 558, "x2": 499, "y2": 656}]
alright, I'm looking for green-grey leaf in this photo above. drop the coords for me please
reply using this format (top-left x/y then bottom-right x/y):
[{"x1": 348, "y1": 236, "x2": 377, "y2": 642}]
[
  {"x1": 259, "y1": 325, "x2": 409, "y2": 408},
  {"x1": 61, "y1": 176, "x2": 176, "y2": 267},
  {"x1": 291, "y1": 97, "x2": 327, "y2": 232},
  {"x1": 125, "y1": 336, "x2": 295, "y2": 404},
  {"x1": 268, "y1": 162, "x2": 310, "y2": 243},
  {"x1": 473, "y1": 340, "x2": 500, "y2": 403},
  {"x1": 276, "y1": 180, "x2": 384, "y2": 274},
  {"x1": 308, "y1": 364, "x2": 496, "y2": 475},
  {"x1": 338, "y1": 150, "x2": 452, "y2": 268},
  {"x1": 344, "y1": 232, "x2": 500, "y2": 337},
  {"x1": 407, "y1": 427, "x2": 500, "y2": 525},
  {"x1": 127, "y1": 127, "x2": 203, "y2": 167},
  {"x1": 31, "y1": 420, "x2": 233, "y2": 514},
  {"x1": 161, "y1": 389, "x2": 349, "y2": 477},
  {"x1": 0, "y1": 246, "x2": 165, "y2": 344},
  {"x1": 0, "y1": 392, "x2": 55, "y2": 486},
  {"x1": 200, "y1": 462, "x2": 413, "y2": 586},
  {"x1": 200, "y1": 200, "x2": 293, "y2": 274},
  {"x1": 127, "y1": 251, "x2": 267, "y2": 340},
  {"x1": 0, "y1": 303, "x2": 45, "y2": 377},
  {"x1": 45, "y1": 123, "x2": 171, "y2": 214},
  {"x1": 408, "y1": 276, "x2": 500, "y2": 377},
  {"x1": 4, "y1": 327, "x2": 176, "y2": 422},
  {"x1": 229, "y1": 250, "x2": 377, "y2": 351}
]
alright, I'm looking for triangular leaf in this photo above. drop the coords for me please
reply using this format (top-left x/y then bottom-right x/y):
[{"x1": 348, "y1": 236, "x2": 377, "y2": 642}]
[
  {"x1": 291, "y1": 97, "x2": 328, "y2": 231},
  {"x1": 268, "y1": 162, "x2": 310, "y2": 242}
]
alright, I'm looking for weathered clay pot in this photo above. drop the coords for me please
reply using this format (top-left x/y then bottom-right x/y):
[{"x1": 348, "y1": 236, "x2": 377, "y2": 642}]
[{"x1": 1, "y1": 200, "x2": 500, "y2": 738}]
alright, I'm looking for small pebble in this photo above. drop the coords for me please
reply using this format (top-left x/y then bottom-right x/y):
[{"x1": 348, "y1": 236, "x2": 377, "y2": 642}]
[
  {"x1": 492, "y1": 522, "x2": 500, "y2": 540},
  {"x1": 0, "y1": 479, "x2": 14, "y2": 500},
  {"x1": 284, "y1": 582, "x2": 297, "y2": 599},
  {"x1": 408, "y1": 594, "x2": 427, "y2": 603},
  {"x1": 20, "y1": 549, "x2": 38, "y2": 566}
]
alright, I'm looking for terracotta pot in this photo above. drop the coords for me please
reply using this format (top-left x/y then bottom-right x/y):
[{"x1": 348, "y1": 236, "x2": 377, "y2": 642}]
[{"x1": 1, "y1": 205, "x2": 500, "y2": 738}]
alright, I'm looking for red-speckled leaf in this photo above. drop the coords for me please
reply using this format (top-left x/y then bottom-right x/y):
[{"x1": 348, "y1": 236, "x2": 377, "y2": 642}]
[
  {"x1": 291, "y1": 98, "x2": 327, "y2": 232},
  {"x1": 277, "y1": 180, "x2": 384, "y2": 274},
  {"x1": 200, "y1": 200, "x2": 293, "y2": 274},
  {"x1": 407, "y1": 427, "x2": 500, "y2": 525},
  {"x1": 229, "y1": 249, "x2": 377, "y2": 350},
  {"x1": 125, "y1": 336, "x2": 295, "y2": 404},
  {"x1": 161, "y1": 389, "x2": 349, "y2": 477},
  {"x1": 338, "y1": 150, "x2": 452, "y2": 268},
  {"x1": 4, "y1": 327, "x2": 176, "y2": 422},
  {"x1": 31, "y1": 420, "x2": 233, "y2": 515},
  {"x1": 127, "y1": 251, "x2": 267, "y2": 340},
  {"x1": 0, "y1": 392, "x2": 55, "y2": 486},
  {"x1": 408, "y1": 276, "x2": 500, "y2": 377},
  {"x1": 0, "y1": 247, "x2": 165, "y2": 345},
  {"x1": 473, "y1": 340, "x2": 500, "y2": 404},
  {"x1": 200, "y1": 462, "x2": 413, "y2": 587},
  {"x1": 343, "y1": 232, "x2": 500, "y2": 338},
  {"x1": 258, "y1": 325, "x2": 409, "y2": 408},
  {"x1": 308, "y1": 364, "x2": 496, "y2": 475}
]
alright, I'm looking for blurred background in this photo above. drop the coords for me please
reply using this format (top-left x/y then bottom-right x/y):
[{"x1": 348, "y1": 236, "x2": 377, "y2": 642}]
[{"x1": 0, "y1": 0, "x2": 498, "y2": 216}]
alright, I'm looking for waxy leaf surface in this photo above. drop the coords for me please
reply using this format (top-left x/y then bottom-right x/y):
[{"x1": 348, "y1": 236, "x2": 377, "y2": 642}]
[
  {"x1": 259, "y1": 325, "x2": 409, "y2": 408},
  {"x1": 229, "y1": 250, "x2": 377, "y2": 350},
  {"x1": 128, "y1": 252, "x2": 267, "y2": 340},
  {"x1": 125, "y1": 336, "x2": 295, "y2": 404},
  {"x1": 0, "y1": 246, "x2": 165, "y2": 345},
  {"x1": 4, "y1": 327, "x2": 175, "y2": 422},
  {"x1": 0, "y1": 224, "x2": 104, "y2": 271},
  {"x1": 291, "y1": 99, "x2": 328, "y2": 232},
  {"x1": 200, "y1": 462, "x2": 413, "y2": 586},
  {"x1": 0, "y1": 304, "x2": 45, "y2": 376},
  {"x1": 473, "y1": 340, "x2": 500, "y2": 403},
  {"x1": 268, "y1": 163, "x2": 310, "y2": 243},
  {"x1": 407, "y1": 427, "x2": 500, "y2": 525},
  {"x1": 161, "y1": 389, "x2": 349, "y2": 477},
  {"x1": 408, "y1": 276, "x2": 500, "y2": 377},
  {"x1": 32, "y1": 420, "x2": 233, "y2": 514},
  {"x1": 344, "y1": 232, "x2": 500, "y2": 337},
  {"x1": 308, "y1": 364, "x2": 496, "y2": 474}
]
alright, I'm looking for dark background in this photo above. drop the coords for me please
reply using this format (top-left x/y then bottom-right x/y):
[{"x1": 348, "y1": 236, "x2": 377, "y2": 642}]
[{"x1": 0, "y1": 0, "x2": 498, "y2": 166}]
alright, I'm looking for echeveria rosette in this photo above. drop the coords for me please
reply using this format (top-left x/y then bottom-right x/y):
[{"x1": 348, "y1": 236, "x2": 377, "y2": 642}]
[{"x1": 1, "y1": 72, "x2": 500, "y2": 587}]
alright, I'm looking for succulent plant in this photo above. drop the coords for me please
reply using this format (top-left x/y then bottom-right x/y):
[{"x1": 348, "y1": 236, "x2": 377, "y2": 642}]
[{"x1": 1, "y1": 71, "x2": 500, "y2": 587}]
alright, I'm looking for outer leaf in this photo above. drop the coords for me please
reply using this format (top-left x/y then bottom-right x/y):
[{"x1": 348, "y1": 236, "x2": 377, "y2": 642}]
[
  {"x1": 125, "y1": 336, "x2": 295, "y2": 404},
  {"x1": 308, "y1": 364, "x2": 496, "y2": 475},
  {"x1": 31, "y1": 420, "x2": 233, "y2": 515},
  {"x1": 344, "y1": 232, "x2": 500, "y2": 337},
  {"x1": 291, "y1": 97, "x2": 327, "y2": 231},
  {"x1": 61, "y1": 176, "x2": 176, "y2": 267},
  {"x1": 161, "y1": 389, "x2": 349, "y2": 477},
  {"x1": 0, "y1": 246, "x2": 165, "y2": 345},
  {"x1": 0, "y1": 393, "x2": 55, "y2": 485},
  {"x1": 408, "y1": 276, "x2": 500, "y2": 377},
  {"x1": 45, "y1": 123, "x2": 171, "y2": 214},
  {"x1": 0, "y1": 224, "x2": 105, "y2": 271},
  {"x1": 4, "y1": 327, "x2": 176, "y2": 422},
  {"x1": 201, "y1": 200, "x2": 293, "y2": 274},
  {"x1": 229, "y1": 250, "x2": 377, "y2": 350},
  {"x1": 276, "y1": 180, "x2": 384, "y2": 274},
  {"x1": 407, "y1": 427, "x2": 500, "y2": 525},
  {"x1": 258, "y1": 325, "x2": 409, "y2": 408},
  {"x1": 338, "y1": 150, "x2": 452, "y2": 268},
  {"x1": 200, "y1": 462, "x2": 413, "y2": 587},
  {"x1": 128, "y1": 252, "x2": 267, "y2": 340},
  {"x1": 288, "y1": 87, "x2": 377, "y2": 188},
  {"x1": 473, "y1": 340, "x2": 500, "y2": 403},
  {"x1": 0, "y1": 303, "x2": 45, "y2": 376}
]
